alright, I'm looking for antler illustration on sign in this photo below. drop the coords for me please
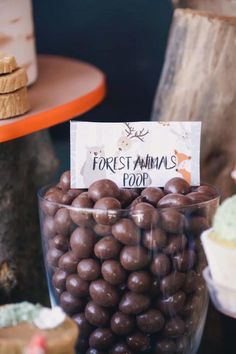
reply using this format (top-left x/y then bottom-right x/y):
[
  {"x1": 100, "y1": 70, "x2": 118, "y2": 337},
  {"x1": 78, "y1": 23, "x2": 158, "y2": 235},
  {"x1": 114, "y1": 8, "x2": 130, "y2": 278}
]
[
  {"x1": 125, "y1": 123, "x2": 149, "y2": 142},
  {"x1": 117, "y1": 123, "x2": 150, "y2": 153}
]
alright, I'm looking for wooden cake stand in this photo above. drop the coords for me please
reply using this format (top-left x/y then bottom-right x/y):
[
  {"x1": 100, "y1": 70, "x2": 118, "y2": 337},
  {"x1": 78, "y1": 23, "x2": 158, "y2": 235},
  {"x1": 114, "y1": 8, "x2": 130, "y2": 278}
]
[
  {"x1": 0, "y1": 55, "x2": 106, "y2": 142},
  {"x1": 0, "y1": 55, "x2": 106, "y2": 305}
]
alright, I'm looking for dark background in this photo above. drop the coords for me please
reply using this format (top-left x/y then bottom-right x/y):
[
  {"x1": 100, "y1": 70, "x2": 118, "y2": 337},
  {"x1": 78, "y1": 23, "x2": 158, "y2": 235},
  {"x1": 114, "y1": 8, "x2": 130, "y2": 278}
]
[
  {"x1": 33, "y1": 0, "x2": 172, "y2": 175},
  {"x1": 33, "y1": 0, "x2": 173, "y2": 137}
]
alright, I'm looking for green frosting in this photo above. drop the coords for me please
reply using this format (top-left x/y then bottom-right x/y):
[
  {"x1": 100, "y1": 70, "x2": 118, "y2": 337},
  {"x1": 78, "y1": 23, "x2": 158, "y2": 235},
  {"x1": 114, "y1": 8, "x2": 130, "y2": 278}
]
[
  {"x1": 0, "y1": 302, "x2": 42, "y2": 328},
  {"x1": 213, "y1": 195, "x2": 236, "y2": 244}
]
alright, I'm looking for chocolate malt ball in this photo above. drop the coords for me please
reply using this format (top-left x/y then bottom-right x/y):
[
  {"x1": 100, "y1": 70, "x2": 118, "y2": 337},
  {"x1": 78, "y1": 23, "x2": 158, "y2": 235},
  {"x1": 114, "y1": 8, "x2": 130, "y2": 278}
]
[
  {"x1": 119, "y1": 188, "x2": 138, "y2": 208},
  {"x1": 164, "y1": 177, "x2": 191, "y2": 195},
  {"x1": 187, "y1": 192, "x2": 210, "y2": 204},
  {"x1": 154, "y1": 339, "x2": 176, "y2": 354},
  {"x1": 160, "y1": 209, "x2": 185, "y2": 234},
  {"x1": 151, "y1": 254, "x2": 171, "y2": 277},
  {"x1": 42, "y1": 188, "x2": 64, "y2": 216},
  {"x1": 136, "y1": 309, "x2": 165, "y2": 333},
  {"x1": 129, "y1": 196, "x2": 145, "y2": 209},
  {"x1": 126, "y1": 332, "x2": 150, "y2": 352},
  {"x1": 45, "y1": 186, "x2": 60, "y2": 196},
  {"x1": 52, "y1": 269, "x2": 68, "y2": 291},
  {"x1": 164, "y1": 316, "x2": 185, "y2": 338},
  {"x1": 127, "y1": 271, "x2": 152, "y2": 293},
  {"x1": 59, "y1": 170, "x2": 71, "y2": 191},
  {"x1": 120, "y1": 246, "x2": 150, "y2": 271},
  {"x1": 60, "y1": 291, "x2": 84, "y2": 314},
  {"x1": 157, "y1": 291, "x2": 186, "y2": 316},
  {"x1": 58, "y1": 251, "x2": 79, "y2": 274},
  {"x1": 66, "y1": 274, "x2": 89, "y2": 297},
  {"x1": 86, "y1": 349, "x2": 104, "y2": 354},
  {"x1": 143, "y1": 228, "x2": 167, "y2": 250},
  {"x1": 112, "y1": 218, "x2": 141, "y2": 246},
  {"x1": 70, "y1": 192, "x2": 94, "y2": 226},
  {"x1": 94, "y1": 236, "x2": 121, "y2": 260},
  {"x1": 141, "y1": 187, "x2": 164, "y2": 206},
  {"x1": 86, "y1": 348, "x2": 105, "y2": 354},
  {"x1": 85, "y1": 301, "x2": 110, "y2": 327},
  {"x1": 89, "y1": 328, "x2": 115, "y2": 350},
  {"x1": 101, "y1": 260, "x2": 126, "y2": 285},
  {"x1": 43, "y1": 215, "x2": 57, "y2": 238},
  {"x1": 158, "y1": 194, "x2": 191, "y2": 208},
  {"x1": 88, "y1": 179, "x2": 120, "y2": 202},
  {"x1": 185, "y1": 216, "x2": 210, "y2": 237},
  {"x1": 66, "y1": 188, "x2": 85, "y2": 202},
  {"x1": 181, "y1": 295, "x2": 201, "y2": 318},
  {"x1": 89, "y1": 279, "x2": 120, "y2": 307},
  {"x1": 94, "y1": 224, "x2": 111, "y2": 237},
  {"x1": 131, "y1": 202, "x2": 159, "y2": 229},
  {"x1": 160, "y1": 272, "x2": 185, "y2": 296},
  {"x1": 93, "y1": 197, "x2": 121, "y2": 225},
  {"x1": 111, "y1": 311, "x2": 135, "y2": 335},
  {"x1": 109, "y1": 342, "x2": 132, "y2": 354},
  {"x1": 164, "y1": 234, "x2": 187, "y2": 256},
  {"x1": 46, "y1": 248, "x2": 63, "y2": 268},
  {"x1": 77, "y1": 259, "x2": 101, "y2": 281},
  {"x1": 51, "y1": 234, "x2": 69, "y2": 252},
  {"x1": 72, "y1": 312, "x2": 93, "y2": 337},
  {"x1": 173, "y1": 250, "x2": 196, "y2": 272},
  {"x1": 183, "y1": 270, "x2": 198, "y2": 294},
  {"x1": 119, "y1": 292, "x2": 150, "y2": 315},
  {"x1": 70, "y1": 227, "x2": 96, "y2": 258},
  {"x1": 196, "y1": 184, "x2": 218, "y2": 198}
]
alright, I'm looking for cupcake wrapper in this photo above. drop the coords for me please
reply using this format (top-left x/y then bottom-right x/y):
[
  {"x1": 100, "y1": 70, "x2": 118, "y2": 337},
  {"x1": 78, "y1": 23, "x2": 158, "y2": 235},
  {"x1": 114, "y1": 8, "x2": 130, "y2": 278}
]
[{"x1": 202, "y1": 229, "x2": 236, "y2": 314}]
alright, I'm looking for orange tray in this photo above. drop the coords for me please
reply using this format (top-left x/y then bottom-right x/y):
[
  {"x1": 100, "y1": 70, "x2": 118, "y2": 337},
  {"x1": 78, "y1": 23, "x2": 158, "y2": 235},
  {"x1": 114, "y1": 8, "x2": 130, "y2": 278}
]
[{"x1": 0, "y1": 55, "x2": 106, "y2": 143}]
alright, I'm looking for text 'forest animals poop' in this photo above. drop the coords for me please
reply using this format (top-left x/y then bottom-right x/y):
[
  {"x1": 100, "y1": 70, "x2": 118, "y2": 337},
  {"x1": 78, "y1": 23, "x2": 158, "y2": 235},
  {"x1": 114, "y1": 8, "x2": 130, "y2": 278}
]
[{"x1": 70, "y1": 121, "x2": 201, "y2": 188}]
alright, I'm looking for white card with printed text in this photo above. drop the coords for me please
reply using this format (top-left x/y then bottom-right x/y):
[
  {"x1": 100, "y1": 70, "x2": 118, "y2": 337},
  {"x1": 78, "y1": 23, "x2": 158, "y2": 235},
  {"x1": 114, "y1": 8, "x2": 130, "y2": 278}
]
[{"x1": 70, "y1": 121, "x2": 201, "y2": 189}]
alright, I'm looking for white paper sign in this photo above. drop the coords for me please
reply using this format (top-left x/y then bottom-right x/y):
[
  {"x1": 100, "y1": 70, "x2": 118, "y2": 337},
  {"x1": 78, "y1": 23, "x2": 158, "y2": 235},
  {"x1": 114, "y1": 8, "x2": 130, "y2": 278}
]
[{"x1": 70, "y1": 121, "x2": 201, "y2": 189}]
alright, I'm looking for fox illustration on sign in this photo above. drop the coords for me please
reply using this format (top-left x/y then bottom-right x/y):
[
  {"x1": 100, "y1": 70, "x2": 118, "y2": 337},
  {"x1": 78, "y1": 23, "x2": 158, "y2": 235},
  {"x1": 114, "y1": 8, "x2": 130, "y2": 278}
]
[{"x1": 175, "y1": 150, "x2": 192, "y2": 184}]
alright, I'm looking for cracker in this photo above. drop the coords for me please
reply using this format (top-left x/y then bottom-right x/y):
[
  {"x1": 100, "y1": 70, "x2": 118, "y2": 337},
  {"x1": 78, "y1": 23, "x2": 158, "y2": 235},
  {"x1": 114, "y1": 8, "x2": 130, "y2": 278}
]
[
  {"x1": 0, "y1": 87, "x2": 30, "y2": 119},
  {"x1": 0, "y1": 68, "x2": 28, "y2": 93},
  {"x1": 0, "y1": 54, "x2": 17, "y2": 74}
]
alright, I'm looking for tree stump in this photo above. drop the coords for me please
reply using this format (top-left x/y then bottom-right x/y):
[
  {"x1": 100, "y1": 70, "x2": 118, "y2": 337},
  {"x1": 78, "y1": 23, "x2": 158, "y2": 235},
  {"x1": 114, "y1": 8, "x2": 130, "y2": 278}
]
[
  {"x1": 0, "y1": 130, "x2": 58, "y2": 304},
  {"x1": 172, "y1": 0, "x2": 236, "y2": 16},
  {"x1": 152, "y1": 9, "x2": 236, "y2": 353},
  {"x1": 152, "y1": 9, "x2": 236, "y2": 200}
]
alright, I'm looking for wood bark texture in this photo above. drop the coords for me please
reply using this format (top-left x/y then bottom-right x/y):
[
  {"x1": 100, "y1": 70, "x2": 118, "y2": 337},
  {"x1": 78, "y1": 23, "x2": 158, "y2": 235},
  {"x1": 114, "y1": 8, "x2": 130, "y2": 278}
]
[
  {"x1": 0, "y1": 130, "x2": 58, "y2": 304},
  {"x1": 152, "y1": 9, "x2": 236, "y2": 200},
  {"x1": 172, "y1": 0, "x2": 236, "y2": 16}
]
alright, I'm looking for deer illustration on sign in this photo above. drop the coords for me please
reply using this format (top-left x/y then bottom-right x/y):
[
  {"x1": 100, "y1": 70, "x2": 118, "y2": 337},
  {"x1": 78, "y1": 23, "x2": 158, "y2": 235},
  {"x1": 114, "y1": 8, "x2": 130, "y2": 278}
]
[
  {"x1": 117, "y1": 123, "x2": 150, "y2": 153},
  {"x1": 117, "y1": 123, "x2": 152, "y2": 187}
]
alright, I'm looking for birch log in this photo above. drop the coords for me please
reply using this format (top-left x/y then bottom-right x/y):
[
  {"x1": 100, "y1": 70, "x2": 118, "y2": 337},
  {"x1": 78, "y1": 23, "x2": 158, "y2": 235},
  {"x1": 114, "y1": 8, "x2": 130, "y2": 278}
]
[
  {"x1": 152, "y1": 9, "x2": 236, "y2": 199},
  {"x1": 0, "y1": 130, "x2": 58, "y2": 304},
  {"x1": 172, "y1": 0, "x2": 236, "y2": 16}
]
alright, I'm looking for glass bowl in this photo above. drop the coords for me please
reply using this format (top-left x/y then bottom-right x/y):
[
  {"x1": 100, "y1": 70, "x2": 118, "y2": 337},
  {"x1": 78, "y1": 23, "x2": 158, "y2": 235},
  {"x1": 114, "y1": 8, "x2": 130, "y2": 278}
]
[
  {"x1": 203, "y1": 267, "x2": 236, "y2": 319},
  {"x1": 38, "y1": 185, "x2": 220, "y2": 354}
]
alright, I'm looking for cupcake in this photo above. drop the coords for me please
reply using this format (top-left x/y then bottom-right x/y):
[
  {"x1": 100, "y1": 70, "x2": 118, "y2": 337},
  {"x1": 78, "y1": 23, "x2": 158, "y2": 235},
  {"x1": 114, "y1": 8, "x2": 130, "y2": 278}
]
[
  {"x1": 0, "y1": 302, "x2": 78, "y2": 354},
  {"x1": 201, "y1": 195, "x2": 236, "y2": 315}
]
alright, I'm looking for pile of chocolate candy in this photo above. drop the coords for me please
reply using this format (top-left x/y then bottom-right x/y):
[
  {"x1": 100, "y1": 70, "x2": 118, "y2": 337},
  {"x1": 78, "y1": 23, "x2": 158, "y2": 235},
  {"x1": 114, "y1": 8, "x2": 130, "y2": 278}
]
[{"x1": 40, "y1": 172, "x2": 219, "y2": 354}]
